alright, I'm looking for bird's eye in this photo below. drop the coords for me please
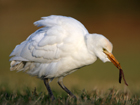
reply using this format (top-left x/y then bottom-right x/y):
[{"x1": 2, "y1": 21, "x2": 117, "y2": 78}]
[{"x1": 103, "y1": 48, "x2": 106, "y2": 51}]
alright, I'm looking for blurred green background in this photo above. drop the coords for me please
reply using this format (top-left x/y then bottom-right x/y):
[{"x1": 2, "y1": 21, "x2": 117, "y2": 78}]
[{"x1": 0, "y1": 0, "x2": 140, "y2": 94}]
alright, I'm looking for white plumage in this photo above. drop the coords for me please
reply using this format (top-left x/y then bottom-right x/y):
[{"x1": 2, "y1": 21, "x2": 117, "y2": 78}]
[
  {"x1": 10, "y1": 15, "x2": 111, "y2": 78},
  {"x1": 10, "y1": 15, "x2": 126, "y2": 99}
]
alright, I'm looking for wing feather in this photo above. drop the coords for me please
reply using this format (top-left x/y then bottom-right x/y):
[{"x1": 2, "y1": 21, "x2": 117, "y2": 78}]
[{"x1": 10, "y1": 15, "x2": 89, "y2": 63}]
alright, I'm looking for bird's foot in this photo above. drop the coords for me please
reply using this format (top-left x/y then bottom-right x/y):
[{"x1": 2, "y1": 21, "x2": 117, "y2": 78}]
[
  {"x1": 51, "y1": 96, "x2": 55, "y2": 101},
  {"x1": 50, "y1": 95, "x2": 55, "y2": 101},
  {"x1": 71, "y1": 95, "x2": 77, "y2": 100}
]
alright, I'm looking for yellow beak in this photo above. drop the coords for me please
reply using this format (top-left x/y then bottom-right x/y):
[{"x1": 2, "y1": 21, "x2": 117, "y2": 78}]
[{"x1": 103, "y1": 50, "x2": 128, "y2": 86}]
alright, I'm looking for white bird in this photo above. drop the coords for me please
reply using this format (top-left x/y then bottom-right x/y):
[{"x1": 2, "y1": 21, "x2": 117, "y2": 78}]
[{"x1": 9, "y1": 15, "x2": 128, "y2": 100}]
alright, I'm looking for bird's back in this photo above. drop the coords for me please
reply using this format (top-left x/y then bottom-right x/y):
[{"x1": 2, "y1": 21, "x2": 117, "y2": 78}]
[{"x1": 9, "y1": 15, "x2": 95, "y2": 78}]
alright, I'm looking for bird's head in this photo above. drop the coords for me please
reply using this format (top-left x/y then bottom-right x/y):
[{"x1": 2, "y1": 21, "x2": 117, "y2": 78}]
[
  {"x1": 86, "y1": 34, "x2": 128, "y2": 86},
  {"x1": 87, "y1": 34, "x2": 113, "y2": 63},
  {"x1": 89, "y1": 34, "x2": 121, "y2": 69}
]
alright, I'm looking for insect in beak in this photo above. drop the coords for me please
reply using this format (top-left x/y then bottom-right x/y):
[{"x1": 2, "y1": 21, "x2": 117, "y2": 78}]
[{"x1": 103, "y1": 49, "x2": 128, "y2": 86}]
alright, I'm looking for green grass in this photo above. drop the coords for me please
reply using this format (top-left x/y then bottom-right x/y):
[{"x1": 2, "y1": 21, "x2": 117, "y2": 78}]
[{"x1": 0, "y1": 87, "x2": 139, "y2": 105}]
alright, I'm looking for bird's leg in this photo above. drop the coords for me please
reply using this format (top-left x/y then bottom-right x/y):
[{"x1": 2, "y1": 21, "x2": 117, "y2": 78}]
[
  {"x1": 58, "y1": 77, "x2": 77, "y2": 99},
  {"x1": 43, "y1": 78, "x2": 55, "y2": 100}
]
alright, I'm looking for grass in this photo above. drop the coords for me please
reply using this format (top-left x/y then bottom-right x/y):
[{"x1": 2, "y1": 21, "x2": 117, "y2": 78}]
[{"x1": 0, "y1": 87, "x2": 139, "y2": 105}]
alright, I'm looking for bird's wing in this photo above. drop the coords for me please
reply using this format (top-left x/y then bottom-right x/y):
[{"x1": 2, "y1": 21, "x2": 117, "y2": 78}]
[{"x1": 9, "y1": 15, "x2": 89, "y2": 63}]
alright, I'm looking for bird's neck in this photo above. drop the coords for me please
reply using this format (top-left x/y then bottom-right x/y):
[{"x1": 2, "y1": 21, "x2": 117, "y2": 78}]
[
  {"x1": 74, "y1": 34, "x2": 98, "y2": 66},
  {"x1": 85, "y1": 34, "x2": 96, "y2": 55}
]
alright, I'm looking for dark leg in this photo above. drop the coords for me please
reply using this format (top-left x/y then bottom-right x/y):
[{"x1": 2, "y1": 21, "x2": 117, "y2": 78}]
[
  {"x1": 43, "y1": 78, "x2": 55, "y2": 100},
  {"x1": 58, "y1": 77, "x2": 77, "y2": 99}
]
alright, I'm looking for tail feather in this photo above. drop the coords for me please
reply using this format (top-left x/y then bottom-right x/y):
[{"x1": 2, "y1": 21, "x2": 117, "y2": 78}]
[
  {"x1": 10, "y1": 60, "x2": 51, "y2": 78},
  {"x1": 10, "y1": 60, "x2": 27, "y2": 71},
  {"x1": 23, "y1": 62, "x2": 31, "y2": 71}
]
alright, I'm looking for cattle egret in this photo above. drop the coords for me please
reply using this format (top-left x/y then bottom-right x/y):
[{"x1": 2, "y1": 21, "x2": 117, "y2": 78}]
[{"x1": 9, "y1": 15, "x2": 128, "y2": 100}]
